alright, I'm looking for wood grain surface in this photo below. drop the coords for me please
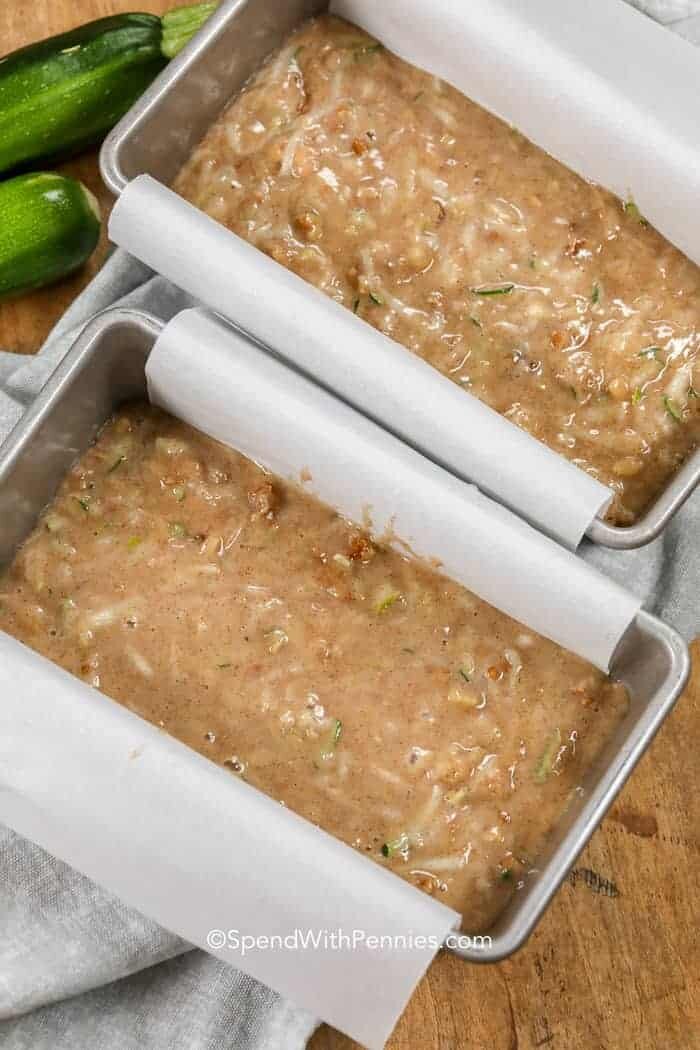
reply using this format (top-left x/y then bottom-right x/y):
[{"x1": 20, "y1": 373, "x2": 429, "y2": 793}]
[{"x1": 0, "y1": 4, "x2": 697, "y2": 1048}]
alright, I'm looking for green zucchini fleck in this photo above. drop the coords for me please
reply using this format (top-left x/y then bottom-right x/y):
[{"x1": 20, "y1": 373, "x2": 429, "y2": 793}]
[
  {"x1": 381, "y1": 832, "x2": 410, "y2": 858},
  {"x1": 470, "y1": 283, "x2": 515, "y2": 297},
  {"x1": 534, "y1": 728, "x2": 562, "y2": 784},
  {"x1": 374, "y1": 584, "x2": 400, "y2": 614},
  {"x1": 319, "y1": 719, "x2": 343, "y2": 761},
  {"x1": 351, "y1": 41, "x2": 384, "y2": 60},
  {"x1": 638, "y1": 346, "x2": 663, "y2": 361},
  {"x1": 107, "y1": 454, "x2": 126, "y2": 473},
  {"x1": 623, "y1": 198, "x2": 647, "y2": 225}
]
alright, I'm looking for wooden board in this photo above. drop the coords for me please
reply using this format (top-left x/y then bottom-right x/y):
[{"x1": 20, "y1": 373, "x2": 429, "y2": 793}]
[{"x1": 0, "y1": 5, "x2": 698, "y2": 1048}]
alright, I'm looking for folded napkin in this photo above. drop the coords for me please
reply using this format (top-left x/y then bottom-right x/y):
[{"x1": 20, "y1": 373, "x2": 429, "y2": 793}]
[{"x1": 0, "y1": 2, "x2": 698, "y2": 1047}]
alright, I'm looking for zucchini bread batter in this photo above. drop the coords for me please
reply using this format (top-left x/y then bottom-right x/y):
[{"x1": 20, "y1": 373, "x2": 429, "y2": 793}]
[
  {"x1": 0, "y1": 405, "x2": 629, "y2": 929},
  {"x1": 176, "y1": 15, "x2": 700, "y2": 525}
]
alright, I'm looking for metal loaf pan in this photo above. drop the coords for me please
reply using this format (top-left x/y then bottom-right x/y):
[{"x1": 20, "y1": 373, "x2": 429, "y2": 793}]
[
  {"x1": 0, "y1": 308, "x2": 689, "y2": 962},
  {"x1": 99, "y1": 0, "x2": 700, "y2": 550}
]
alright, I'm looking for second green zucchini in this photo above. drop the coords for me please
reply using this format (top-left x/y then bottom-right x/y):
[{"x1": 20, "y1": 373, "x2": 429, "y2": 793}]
[{"x1": 0, "y1": 172, "x2": 101, "y2": 299}]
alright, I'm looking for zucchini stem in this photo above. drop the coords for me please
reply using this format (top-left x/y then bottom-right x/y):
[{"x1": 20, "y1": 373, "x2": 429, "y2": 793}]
[{"x1": 161, "y1": 2, "x2": 218, "y2": 58}]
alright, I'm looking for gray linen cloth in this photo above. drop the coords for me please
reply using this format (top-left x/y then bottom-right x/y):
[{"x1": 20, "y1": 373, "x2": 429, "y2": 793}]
[{"x1": 1, "y1": 2, "x2": 699, "y2": 1047}]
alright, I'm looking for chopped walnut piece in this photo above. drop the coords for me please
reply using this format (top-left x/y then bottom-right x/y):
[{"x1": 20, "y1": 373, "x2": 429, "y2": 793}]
[
  {"x1": 347, "y1": 530, "x2": 375, "y2": 563},
  {"x1": 487, "y1": 658, "x2": 510, "y2": 681},
  {"x1": 248, "y1": 481, "x2": 277, "y2": 517},
  {"x1": 292, "y1": 207, "x2": 322, "y2": 241},
  {"x1": 566, "y1": 236, "x2": 586, "y2": 257},
  {"x1": 411, "y1": 873, "x2": 440, "y2": 896}
]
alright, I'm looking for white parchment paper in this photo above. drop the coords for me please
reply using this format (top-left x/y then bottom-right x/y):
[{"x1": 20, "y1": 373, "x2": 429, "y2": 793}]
[
  {"x1": 147, "y1": 308, "x2": 641, "y2": 671},
  {"x1": 109, "y1": 176, "x2": 612, "y2": 550}
]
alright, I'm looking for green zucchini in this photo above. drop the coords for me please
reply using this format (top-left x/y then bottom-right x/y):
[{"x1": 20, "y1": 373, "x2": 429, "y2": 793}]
[
  {"x1": 0, "y1": 172, "x2": 101, "y2": 299},
  {"x1": 0, "y1": 4, "x2": 217, "y2": 176}
]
